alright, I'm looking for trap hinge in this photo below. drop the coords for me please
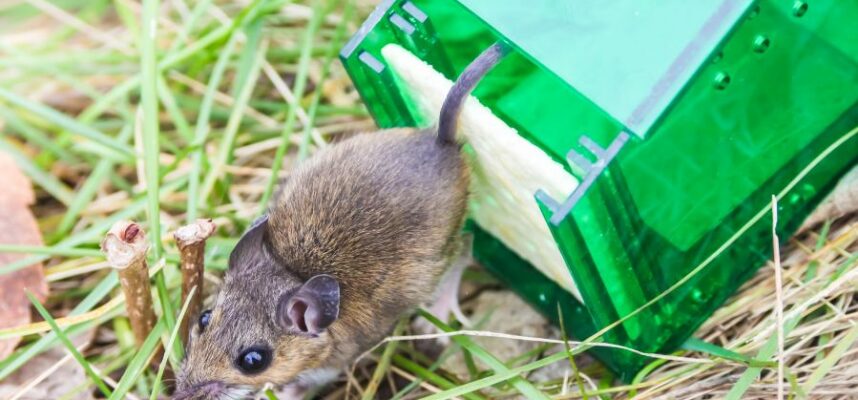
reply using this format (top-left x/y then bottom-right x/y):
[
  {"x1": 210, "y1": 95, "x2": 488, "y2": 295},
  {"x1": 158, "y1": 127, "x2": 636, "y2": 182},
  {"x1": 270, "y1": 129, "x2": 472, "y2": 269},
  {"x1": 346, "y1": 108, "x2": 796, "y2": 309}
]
[{"x1": 536, "y1": 131, "x2": 630, "y2": 225}]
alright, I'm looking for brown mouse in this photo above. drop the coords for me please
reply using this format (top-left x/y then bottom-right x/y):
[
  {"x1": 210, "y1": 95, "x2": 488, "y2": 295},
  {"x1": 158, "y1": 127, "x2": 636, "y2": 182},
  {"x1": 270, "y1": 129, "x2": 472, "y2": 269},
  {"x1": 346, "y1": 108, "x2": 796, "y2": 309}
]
[{"x1": 174, "y1": 41, "x2": 509, "y2": 400}]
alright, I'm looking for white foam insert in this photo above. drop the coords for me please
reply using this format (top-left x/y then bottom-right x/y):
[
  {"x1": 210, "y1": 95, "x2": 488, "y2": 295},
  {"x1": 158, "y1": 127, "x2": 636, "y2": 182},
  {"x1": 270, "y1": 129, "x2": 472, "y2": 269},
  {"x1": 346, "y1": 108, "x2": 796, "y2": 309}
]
[{"x1": 382, "y1": 44, "x2": 583, "y2": 301}]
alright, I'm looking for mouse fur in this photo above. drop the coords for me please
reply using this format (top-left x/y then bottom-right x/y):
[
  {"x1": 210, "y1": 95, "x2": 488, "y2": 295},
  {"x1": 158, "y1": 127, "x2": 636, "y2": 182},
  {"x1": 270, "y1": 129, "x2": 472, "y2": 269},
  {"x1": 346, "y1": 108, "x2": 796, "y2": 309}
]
[
  {"x1": 175, "y1": 128, "x2": 468, "y2": 398},
  {"x1": 175, "y1": 41, "x2": 508, "y2": 399}
]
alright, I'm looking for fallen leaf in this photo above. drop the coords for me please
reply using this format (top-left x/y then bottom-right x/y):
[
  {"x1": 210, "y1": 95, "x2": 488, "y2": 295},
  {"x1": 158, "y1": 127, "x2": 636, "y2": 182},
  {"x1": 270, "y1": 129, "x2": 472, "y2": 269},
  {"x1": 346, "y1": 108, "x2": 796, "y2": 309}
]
[{"x1": 0, "y1": 150, "x2": 49, "y2": 359}]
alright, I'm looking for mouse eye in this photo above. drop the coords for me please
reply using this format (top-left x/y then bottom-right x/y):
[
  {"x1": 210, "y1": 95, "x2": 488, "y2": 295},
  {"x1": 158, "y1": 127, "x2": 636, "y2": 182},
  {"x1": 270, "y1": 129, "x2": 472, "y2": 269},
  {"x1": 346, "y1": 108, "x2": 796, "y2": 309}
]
[
  {"x1": 198, "y1": 310, "x2": 212, "y2": 331},
  {"x1": 236, "y1": 347, "x2": 272, "y2": 375}
]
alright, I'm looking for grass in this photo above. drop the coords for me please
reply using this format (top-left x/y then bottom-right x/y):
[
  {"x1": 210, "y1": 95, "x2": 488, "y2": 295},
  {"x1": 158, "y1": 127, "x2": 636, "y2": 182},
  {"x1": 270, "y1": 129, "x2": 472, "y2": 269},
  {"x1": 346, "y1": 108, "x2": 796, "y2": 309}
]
[
  {"x1": 0, "y1": 0, "x2": 856, "y2": 399},
  {"x1": 27, "y1": 291, "x2": 113, "y2": 398}
]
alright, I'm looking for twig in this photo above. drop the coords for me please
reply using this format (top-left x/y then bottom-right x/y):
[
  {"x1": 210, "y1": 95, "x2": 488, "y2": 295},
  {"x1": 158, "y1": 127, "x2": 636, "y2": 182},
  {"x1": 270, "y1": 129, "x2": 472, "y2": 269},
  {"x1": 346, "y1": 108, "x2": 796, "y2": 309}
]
[
  {"x1": 100, "y1": 221, "x2": 156, "y2": 346},
  {"x1": 173, "y1": 219, "x2": 216, "y2": 341}
]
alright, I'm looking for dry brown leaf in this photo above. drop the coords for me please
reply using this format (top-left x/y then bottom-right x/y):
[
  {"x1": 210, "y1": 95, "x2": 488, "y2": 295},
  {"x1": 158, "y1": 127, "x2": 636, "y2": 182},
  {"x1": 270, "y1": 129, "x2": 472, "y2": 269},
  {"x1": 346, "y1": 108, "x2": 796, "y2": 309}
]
[{"x1": 0, "y1": 151, "x2": 49, "y2": 359}]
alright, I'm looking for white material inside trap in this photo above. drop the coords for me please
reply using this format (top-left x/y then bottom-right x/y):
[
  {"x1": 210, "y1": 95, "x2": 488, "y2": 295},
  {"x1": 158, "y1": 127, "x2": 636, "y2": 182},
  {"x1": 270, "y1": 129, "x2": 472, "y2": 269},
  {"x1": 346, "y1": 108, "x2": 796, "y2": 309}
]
[{"x1": 381, "y1": 44, "x2": 582, "y2": 301}]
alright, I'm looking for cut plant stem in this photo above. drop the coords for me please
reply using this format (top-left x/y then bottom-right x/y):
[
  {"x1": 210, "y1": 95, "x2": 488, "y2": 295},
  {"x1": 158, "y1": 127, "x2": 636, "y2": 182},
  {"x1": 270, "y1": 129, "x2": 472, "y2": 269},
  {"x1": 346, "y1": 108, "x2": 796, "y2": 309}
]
[
  {"x1": 100, "y1": 221, "x2": 157, "y2": 347},
  {"x1": 174, "y1": 218, "x2": 216, "y2": 342}
]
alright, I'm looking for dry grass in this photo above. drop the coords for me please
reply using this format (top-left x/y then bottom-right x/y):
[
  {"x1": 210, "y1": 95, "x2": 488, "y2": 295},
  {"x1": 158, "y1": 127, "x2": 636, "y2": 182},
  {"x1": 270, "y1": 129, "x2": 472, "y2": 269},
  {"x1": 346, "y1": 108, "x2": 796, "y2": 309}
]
[
  {"x1": 0, "y1": 0, "x2": 856, "y2": 399},
  {"x1": 627, "y1": 219, "x2": 858, "y2": 399}
]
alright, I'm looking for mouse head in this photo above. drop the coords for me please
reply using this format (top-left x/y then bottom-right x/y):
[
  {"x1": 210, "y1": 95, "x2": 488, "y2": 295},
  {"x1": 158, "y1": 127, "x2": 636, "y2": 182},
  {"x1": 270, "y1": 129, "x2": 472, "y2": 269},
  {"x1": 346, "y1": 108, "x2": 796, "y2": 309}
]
[{"x1": 175, "y1": 216, "x2": 341, "y2": 399}]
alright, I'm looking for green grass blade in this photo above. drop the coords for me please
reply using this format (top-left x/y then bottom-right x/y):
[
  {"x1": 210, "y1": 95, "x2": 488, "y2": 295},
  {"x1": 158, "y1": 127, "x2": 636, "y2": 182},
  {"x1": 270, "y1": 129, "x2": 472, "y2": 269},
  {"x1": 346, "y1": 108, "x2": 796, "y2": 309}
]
[
  {"x1": 296, "y1": 0, "x2": 352, "y2": 162},
  {"x1": 140, "y1": 0, "x2": 162, "y2": 259},
  {"x1": 149, "y1": 287, "x2": 197, "y2": 400},
  {"x1": 186, "y1": 33, "x2": 241, "y2": 221},
  {"x1": 0, "y1": 176, "x2": 186, "y2": 276},
  {"x1": 362, "y1": 319, "x2": 406, "y2": 400},
  {"x1": 154, "y1": 274, "x2": 177, "y2": 365},
  {"x1": 422, "y1": 352, "x2": 570, "y2": 400},
  {"x1": 139, "y1": 0, "x2": 178, "y2": 348},
  {"x1": 682, "y1": 337, "x2": 774, "y2": 368},
  {"x1": 391, "y1": 354, "x2": 484, "y2": 400},
  {"x1": 156, "y1": 74, "x2": 194, "y2": 143},
  {"x1": 0, "y1": 245, "x2": 102, "y2": 258},
  {"x1": 109, "y1": 320, "x2": 166, "y2": 400},
  {"x1": 802, "y1": 323, "x2": 858, "y2": 395},
  {"x1": 112, "y1": 0, "x2": 140, "y2": 45},
  {"x1": 0, "y1": 87, "x2": 132, "y2": 158},
  {"x1": 0, "y1": 105, "x2": 78, "y2": 165},
  {"x1": 558, "y1": 304, "x2": 588, "y2": 399},
  {"x1": 804, "y1": 220, "x2": 832, "y2": 282},
  {"x1": 391, "y1": 351, "x2": 485, "y2": 400},
  {"x1": 27, "y1": 292, "x2": 113, "y2": 398},
  {"x1": 67, "y1": 141, "x2": 132, "y2": 164},
  {"x1": 167, "y1": 0, "x2": 213, "y2": 54},
  {"x1": 0, "y1": 271, "x2": 119, "y2": 379},
  {"x1": 786, "y1": 367, "x2": 807, "y2": 398},
  {"x1": 199, "y1": 21, "x2": 268, "y2": 204},
  {"x1": 0, "y1": 138, "x2": 75, "y2": 205},
  {"x1": 78, "y1": 0, "x2": 269, "y2": 124},
  {"x1": 259, "y1": 0, "x2": 320, "y2": 210},
  {"x1": 390, "y1": 338, "x2": 481, "y2": 400},
  {"x1": 724, "y1": 315, "x2": 802, "y2": 399},
  {"x1": 0, "y1": 199, "x2": 142, "y2": 275},
  {"x1": 629, "y1": 357, "x2": 670, "y2": 398},
  {"x1": 418, "y1": 310, "x2": 550, "y2": 400},
  {"x1": 230, "y1": 17, "x2": 266, "y2": 100},
  {"x1": 55, "y1": 123, "x2": 133, "y2": 238},
  {"x1": 829, "y1": 251, "x2": 858, "y2": 282},
  {"x1": 0, "y1": 314, "x2": 103, "y2": 379}
]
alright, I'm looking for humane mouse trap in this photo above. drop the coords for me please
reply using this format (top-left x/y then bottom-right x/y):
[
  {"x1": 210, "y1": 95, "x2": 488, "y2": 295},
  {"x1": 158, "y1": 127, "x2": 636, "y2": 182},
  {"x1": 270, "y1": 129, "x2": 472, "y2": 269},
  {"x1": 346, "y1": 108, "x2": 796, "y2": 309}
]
[{"x1": 339, "y1": 0, "x2": 858, "y2": 380}]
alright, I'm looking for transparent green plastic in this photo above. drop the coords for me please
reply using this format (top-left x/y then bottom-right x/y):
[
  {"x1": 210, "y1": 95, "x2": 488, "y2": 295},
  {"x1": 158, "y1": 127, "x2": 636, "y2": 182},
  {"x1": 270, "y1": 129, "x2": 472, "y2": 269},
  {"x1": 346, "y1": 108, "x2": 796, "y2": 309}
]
[{"x1": 340, "y1": 0, "x2": 858, "y2": 380}]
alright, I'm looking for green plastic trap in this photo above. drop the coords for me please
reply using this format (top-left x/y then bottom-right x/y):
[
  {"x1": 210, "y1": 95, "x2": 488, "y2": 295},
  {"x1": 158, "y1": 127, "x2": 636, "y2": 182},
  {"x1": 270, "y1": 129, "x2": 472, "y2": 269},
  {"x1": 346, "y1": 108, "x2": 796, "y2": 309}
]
[{"x1": 339, "y1": 0, "x2": 858, "y2": 379}]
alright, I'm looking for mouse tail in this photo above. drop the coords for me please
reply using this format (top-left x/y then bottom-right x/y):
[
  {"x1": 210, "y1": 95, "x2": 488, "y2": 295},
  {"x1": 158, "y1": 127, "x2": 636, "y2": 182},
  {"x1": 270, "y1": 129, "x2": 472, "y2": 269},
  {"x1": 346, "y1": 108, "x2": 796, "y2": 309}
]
[{"x1": 437, "y1": 41, "x2": 510, "y2": 146}]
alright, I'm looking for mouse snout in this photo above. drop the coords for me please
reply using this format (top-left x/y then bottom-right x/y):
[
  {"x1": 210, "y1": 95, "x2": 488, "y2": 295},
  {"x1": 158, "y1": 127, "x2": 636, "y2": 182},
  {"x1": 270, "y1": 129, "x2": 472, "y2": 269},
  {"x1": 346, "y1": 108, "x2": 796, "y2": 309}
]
[{"x1": 172, "y1": 380, "x2": 226, "y2": 400}]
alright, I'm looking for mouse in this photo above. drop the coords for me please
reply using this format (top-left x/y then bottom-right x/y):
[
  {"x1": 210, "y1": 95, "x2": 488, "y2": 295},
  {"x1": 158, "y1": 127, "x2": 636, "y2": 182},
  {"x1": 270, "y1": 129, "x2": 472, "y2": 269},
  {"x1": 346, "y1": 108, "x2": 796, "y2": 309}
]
[{"x1": 174, "y1": 41, "x2": 509, "y2": 400}]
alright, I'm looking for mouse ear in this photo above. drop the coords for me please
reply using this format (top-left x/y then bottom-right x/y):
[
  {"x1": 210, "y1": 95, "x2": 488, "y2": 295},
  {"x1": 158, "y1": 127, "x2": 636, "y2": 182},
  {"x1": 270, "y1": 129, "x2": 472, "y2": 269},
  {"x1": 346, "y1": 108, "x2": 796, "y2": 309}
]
[
  {"x1": 277, "y1": 274, "x2": 340, "y2": 336},
  {"x1": 229, "y1": 215, "x2": 271, "y2": 273}
]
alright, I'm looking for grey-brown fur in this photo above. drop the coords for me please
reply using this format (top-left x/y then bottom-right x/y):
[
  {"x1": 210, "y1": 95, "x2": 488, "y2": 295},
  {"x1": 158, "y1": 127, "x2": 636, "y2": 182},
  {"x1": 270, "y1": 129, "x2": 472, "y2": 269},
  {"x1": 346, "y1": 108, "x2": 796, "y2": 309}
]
[
  {"x1": 268, "y1": 128, "x2": 469, "y2": 350},
  {"x1": 175, "y1": 129, "x2": 468, "y2": 398},
  {"x1": 175, "y1": 40, "x2": 507, "y2": 399}
]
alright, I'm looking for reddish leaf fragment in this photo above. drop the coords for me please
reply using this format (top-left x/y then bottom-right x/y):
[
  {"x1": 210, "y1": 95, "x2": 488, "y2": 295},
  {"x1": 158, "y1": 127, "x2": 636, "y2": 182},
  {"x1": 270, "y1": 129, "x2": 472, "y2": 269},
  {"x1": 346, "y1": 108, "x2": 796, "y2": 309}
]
[{"x1": 0, "y1": 151, "x2": 48, "y2": 359}]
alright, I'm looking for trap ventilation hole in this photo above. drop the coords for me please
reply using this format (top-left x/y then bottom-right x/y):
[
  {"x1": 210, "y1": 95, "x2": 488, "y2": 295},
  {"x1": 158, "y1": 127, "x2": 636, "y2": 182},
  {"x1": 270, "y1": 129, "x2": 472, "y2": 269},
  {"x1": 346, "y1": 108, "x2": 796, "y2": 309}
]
[{"x1": 793, "y1": 1, "x2": 809, "y2": 17}]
